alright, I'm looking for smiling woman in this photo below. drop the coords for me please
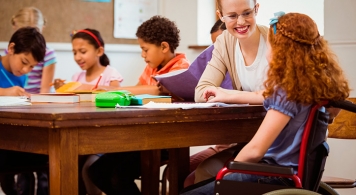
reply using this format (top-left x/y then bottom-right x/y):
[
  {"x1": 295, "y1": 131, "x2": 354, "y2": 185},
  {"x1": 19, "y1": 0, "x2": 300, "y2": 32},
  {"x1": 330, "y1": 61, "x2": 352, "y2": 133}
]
[{"x1": 187, "y1": 0, "x2": 270, "y2": 187}]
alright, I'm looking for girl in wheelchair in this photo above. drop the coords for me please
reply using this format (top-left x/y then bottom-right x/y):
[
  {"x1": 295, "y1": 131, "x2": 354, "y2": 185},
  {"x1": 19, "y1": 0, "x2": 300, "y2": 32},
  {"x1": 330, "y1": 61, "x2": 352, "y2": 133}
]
[{"x1": 181, "y1": 11, "x2": 350, "y2": 195}]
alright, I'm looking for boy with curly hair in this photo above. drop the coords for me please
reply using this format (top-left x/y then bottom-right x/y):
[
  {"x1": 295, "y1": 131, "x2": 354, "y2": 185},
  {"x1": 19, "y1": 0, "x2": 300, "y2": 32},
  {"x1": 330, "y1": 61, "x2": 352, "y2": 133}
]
[
  {"x1": 136, "y1": 15, "x2": 189, "y2": 86},
  {"x1": 86, "y1": 15, "x2": 189, "y2": 195}
]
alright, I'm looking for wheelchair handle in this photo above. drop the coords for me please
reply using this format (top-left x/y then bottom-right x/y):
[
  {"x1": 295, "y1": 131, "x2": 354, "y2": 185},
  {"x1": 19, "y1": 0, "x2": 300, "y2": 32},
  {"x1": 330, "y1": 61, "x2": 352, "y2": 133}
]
[{"x1": 327, "y1": 100, "x2": 356, "y2": 113}]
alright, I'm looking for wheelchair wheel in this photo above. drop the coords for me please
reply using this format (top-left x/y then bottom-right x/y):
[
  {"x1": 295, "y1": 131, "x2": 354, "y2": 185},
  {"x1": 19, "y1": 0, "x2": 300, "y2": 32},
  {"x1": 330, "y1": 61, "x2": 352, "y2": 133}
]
[
  {"x1": 317, "y1": 181, "x2": 339, "y2": 195},
  {"x1": 262, "y1": 189, "x2": 321, "y2": 195}
]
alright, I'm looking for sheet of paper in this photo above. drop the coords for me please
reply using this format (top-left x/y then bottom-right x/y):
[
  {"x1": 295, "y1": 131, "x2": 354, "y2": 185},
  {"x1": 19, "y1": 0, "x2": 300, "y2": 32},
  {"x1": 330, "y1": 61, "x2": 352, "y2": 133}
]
[
  {"x1": 0, "y1": 96, "x2": 31, "y2": 106},
  {"x1": 116, "y1": 101, "x2": 248, "y2": 109}
]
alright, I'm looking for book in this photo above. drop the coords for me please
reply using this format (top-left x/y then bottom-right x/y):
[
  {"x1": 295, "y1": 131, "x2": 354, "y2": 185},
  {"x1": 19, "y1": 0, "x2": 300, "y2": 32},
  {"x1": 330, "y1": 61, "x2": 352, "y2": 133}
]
[
  {"x1": 130, "y1": 94, "x2": 171, "y2": 105},
  {"x1": 30, "y1": 93, "x2": 80, "y2": 103},
  {"x1": 153, "y1": 45, "x2": 233, "y2": 102},
  {"x1": 55, "y1": 82, "x2": 109, "y2": 102},
  {"x1": 69, "y1": 91, "x2": 105, "y2": 102},
  {"x1": 55, "y1": 82, "x2": 82, "y2": 93},
  {"x1": 153, "y1": 69, "x2": 195, "y2": 101},
  {"x1": 0, "y1": 96, "x2": 31, "y2": 106},
  {"x1": 116, "y1": 101, "x2": 248, "y2": 109}
]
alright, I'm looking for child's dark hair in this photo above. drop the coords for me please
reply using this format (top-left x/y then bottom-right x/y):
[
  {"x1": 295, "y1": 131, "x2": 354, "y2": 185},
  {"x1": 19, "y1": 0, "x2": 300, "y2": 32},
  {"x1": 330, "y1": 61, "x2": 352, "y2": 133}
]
[
  {"x1": 72, "y1": 28, "x2": 110, "y2": 66},
  {"x1": 10, "y1": 26, "x2": 46, "y2": 62},
  {"x1": 210, "y1": 19, "x2": 226, "y2": 34},
  {"x1": 136, "y1": 15, "x2": 180, "y2": 53}
]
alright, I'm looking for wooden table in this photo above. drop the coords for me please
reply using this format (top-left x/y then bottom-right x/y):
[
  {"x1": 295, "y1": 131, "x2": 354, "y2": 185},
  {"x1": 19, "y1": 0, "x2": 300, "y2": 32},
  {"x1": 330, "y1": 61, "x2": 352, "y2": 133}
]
[{"x1": 0, "y1": 102, "x2": 265, "y2": 195}]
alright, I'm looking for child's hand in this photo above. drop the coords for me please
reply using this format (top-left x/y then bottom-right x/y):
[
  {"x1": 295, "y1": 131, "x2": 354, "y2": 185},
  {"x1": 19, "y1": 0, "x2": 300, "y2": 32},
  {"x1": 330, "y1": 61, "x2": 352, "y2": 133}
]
[
  {"x1": 53, "y1": 79, "x2": 65, "y2": 89},
  {"x1": 156, "y1": 81, "x2": 184, "y2": 102},
  {"x1": 4, "y1": 86, "x2": 30, "y2": 97},
  {"x1": 203, "y1": 87, "x2": 227, "y2": 103},
  {"x1": 156, "y1": 81, "x2": 170, "y2": 95}
]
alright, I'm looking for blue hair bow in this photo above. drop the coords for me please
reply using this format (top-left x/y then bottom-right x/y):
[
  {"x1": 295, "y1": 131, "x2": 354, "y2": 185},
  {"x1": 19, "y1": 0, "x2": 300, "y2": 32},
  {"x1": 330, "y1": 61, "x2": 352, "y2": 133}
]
[{"x1": 269, "y1": 11, "x2": 285, "y2": 34}]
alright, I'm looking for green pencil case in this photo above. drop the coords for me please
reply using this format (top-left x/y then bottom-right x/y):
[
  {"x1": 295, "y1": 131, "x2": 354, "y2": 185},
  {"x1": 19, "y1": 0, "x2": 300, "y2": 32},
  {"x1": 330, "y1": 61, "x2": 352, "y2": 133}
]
[{"x1": 95, "y1": 90, "x2": 133, "y2": 107}]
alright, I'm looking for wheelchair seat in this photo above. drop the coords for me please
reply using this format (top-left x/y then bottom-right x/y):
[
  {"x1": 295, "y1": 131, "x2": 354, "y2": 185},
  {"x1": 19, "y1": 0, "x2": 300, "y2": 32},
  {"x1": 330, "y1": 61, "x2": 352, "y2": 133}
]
[{"x1": 214, "y1": 100, "x2": 356, "y2": 195}]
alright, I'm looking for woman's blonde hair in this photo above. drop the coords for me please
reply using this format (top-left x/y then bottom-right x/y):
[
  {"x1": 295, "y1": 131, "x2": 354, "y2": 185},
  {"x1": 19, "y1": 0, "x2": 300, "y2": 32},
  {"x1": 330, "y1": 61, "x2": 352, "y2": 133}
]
[
  {"x1": 11, "y1": 7, "x2": 46, "y2": 33},
  {"x1": 216, "y1": 0, "x2": 257, "y2": 15}
]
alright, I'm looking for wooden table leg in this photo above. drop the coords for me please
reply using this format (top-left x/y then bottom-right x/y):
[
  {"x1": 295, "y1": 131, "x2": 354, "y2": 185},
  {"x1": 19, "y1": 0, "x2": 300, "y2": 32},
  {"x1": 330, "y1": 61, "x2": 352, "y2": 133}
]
[
  {"x1": 141, "y1": 149, "x2": 161, "y2": 195},
  {"x1": 49, "y1": 128, "x2": 79, "y2": 195},
  {"x1": 168, "y1": 148, "x2": 190, "y2": 195}
]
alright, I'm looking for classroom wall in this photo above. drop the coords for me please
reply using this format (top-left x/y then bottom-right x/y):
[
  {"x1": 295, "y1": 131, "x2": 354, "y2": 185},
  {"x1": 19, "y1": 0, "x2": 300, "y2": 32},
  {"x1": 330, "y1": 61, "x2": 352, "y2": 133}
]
[
  {"x1": 322, "y1": 0, "x2": 356, "y2": 182},
  {"x1": 0, "y1": 0, "x2": 206, "y2": 86}
]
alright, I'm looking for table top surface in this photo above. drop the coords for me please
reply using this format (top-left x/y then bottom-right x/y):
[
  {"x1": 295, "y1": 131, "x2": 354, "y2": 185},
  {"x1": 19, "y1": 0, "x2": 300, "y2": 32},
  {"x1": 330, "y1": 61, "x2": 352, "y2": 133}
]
[{"x1": 0, "y1": 102, "x2": 266, "y2": 124}]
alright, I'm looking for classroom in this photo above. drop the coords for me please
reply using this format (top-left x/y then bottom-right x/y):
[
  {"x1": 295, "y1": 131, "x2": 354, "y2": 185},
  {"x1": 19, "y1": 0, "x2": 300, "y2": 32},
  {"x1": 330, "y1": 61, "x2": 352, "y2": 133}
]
[{"x1": 0, "y1": 0, "x2": 356, "y2": 195}]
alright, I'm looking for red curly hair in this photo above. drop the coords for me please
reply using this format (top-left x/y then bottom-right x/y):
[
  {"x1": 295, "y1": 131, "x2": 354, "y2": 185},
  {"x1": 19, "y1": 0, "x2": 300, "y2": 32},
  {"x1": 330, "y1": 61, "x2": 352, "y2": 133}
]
[{"x1": 263, "y1": 13, "x2": 350, "y2": 104}]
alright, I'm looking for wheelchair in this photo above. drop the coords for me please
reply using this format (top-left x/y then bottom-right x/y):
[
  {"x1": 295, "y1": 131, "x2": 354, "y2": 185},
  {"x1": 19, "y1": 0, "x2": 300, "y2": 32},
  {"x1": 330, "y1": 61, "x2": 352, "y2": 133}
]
[{"x1": 214, "y1": 100, "x2": 356, "y2": 195}]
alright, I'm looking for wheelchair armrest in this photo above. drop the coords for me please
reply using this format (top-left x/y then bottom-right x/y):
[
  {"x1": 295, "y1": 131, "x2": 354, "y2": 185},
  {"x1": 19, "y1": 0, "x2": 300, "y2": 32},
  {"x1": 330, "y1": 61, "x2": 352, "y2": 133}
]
[
  {"x1": 227, "y1": 161, "x2": 294, "y2": 175},
  {"x1": 216, "y1": 161, "x2": 302, "y2": 188}
]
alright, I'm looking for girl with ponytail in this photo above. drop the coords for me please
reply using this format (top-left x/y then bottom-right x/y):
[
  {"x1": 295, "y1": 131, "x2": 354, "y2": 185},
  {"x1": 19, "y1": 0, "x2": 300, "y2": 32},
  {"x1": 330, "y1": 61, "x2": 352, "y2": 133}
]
[
  {"x1": 54, "y1": 28, "x2": 123, "y2": 90},
  {"x1": 70, "y1": 28, "x2": 123, "y2": 87}
]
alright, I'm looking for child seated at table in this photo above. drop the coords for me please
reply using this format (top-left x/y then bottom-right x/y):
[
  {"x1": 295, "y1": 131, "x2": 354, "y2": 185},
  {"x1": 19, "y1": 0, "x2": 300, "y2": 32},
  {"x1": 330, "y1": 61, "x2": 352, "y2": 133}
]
[
  {"x1": 53, "y1": 28, "x2": 124, "y2": 91},
  {"x1": 0, "y1": 27, "x2": 46, "y2": 96},
  {"x1": 83, "y1": 15, "x2": 190, "y2": 195},
  {"x1": 0, "y1": 27, "x2": 47, "y2": 194}
]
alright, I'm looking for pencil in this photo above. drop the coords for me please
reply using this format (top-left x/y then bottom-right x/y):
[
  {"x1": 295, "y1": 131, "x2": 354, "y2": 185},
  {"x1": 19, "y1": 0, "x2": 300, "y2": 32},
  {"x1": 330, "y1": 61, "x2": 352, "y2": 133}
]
[
  {"x1": 1, "y1": 69, "x2": 15, "y2": 86},
  {"x1": 92, "y1": 74, "x2": 103, "y2": 90}
]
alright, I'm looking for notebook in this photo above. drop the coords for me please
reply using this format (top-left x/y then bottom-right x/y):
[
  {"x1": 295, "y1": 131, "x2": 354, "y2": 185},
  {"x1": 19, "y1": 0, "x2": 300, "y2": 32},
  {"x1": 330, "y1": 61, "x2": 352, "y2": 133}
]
[
  {"x1": 0, "y1": 96, "x2": 31, "y2": 106},
  {"x1": 30, "y1": 93, "x2": 80, "y2": 103},
  {"x1": 70, "y1": 91, "x2": 105, "y2": 102},
  {"x1": 130, "y1": 94, "x2": 171, "y2": 105}
]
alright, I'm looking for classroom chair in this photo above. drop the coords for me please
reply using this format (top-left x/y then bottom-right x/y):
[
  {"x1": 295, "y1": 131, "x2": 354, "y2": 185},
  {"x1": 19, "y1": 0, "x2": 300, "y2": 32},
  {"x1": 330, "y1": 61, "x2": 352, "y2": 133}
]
[
  {"x1": 213, "y1": 100, "x2": 356, "y2": 195},
  {"x1": 0, "y1": 164, "x2": 48, "y2": 195}
]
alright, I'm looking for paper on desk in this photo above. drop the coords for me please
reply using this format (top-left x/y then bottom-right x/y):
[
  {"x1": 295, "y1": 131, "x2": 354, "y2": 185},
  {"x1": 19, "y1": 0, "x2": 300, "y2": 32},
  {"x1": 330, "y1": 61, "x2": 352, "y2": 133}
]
[
  {"x1": 0, "y1": 96, "x2": 31, "y2": 106},
  {"x1": 116, "y1": 101, "x2": 248, "y2": 109}
]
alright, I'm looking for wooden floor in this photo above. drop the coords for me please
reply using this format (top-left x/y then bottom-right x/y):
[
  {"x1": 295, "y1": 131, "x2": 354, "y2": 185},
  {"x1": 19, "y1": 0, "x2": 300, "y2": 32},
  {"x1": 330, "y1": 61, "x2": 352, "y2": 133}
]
[{"x1": 1, "y1": 146, "x2": 354, "y2": 194}]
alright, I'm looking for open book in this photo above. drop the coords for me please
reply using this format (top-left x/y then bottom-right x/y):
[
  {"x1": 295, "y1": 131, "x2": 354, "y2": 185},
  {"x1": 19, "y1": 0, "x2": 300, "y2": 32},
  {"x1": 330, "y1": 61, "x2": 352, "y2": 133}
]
[
  {"x1": 153, "y1": 45, "x2": 233, "y2": 101},
  {"x1": 153, "y1": 69, "x2": 196, "y2": 101}
]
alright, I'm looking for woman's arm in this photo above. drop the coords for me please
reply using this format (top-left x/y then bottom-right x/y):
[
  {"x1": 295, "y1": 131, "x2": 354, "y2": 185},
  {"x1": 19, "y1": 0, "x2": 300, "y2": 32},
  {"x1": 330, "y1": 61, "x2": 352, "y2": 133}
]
[
  {"x1": 205, "y1": 88, "x2": 265, "y2": 104},
  {"x1": 234, "y1": 109, "x2": 291, "y2": 162},
  {"x1": 195, "y1": 62, "x2": 227, "y2": 102},
  {"x1": 40, "y1": 63, "x2": 56, "y2": 93}
]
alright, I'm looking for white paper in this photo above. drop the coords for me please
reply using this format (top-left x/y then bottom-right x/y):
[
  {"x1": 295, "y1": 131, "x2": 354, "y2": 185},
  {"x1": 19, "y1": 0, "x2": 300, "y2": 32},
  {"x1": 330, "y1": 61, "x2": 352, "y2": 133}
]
[
  {"x1": 0, "y1": 96, "x2": 31, "y2": 106},
  {"x1": 116, "y1": 101, "x2": 248, "y2": 109},
  {"x1": 114, "y1": 0, "x2": 158, "y2": 39}
]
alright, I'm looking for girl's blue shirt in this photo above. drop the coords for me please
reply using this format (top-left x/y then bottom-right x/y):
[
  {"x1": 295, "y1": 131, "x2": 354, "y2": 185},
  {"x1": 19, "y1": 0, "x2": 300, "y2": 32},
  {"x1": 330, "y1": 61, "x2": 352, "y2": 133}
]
[
  {"x1": 262, "y1": 89, "x2": 312, "y2": 169},
  {"x1": 0, "y1": 59, "x2": 27, "y2": 88}
]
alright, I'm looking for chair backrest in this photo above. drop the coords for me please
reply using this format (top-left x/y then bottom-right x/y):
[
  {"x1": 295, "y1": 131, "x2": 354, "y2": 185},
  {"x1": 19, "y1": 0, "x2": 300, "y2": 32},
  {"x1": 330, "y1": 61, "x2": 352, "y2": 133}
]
[
  {"x1": 299, "y1": 100, "x2": 356, "y2": 191},
  {"x1": 297, "y1": 102, "x2": 329, "y2": 191}
]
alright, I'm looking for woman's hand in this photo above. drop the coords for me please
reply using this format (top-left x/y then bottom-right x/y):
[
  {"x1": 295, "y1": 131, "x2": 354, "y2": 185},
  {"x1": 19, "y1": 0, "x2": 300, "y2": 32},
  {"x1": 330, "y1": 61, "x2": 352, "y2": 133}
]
[{"x1": 203, "y1": 87, "x2": 229, "y2": 102}]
